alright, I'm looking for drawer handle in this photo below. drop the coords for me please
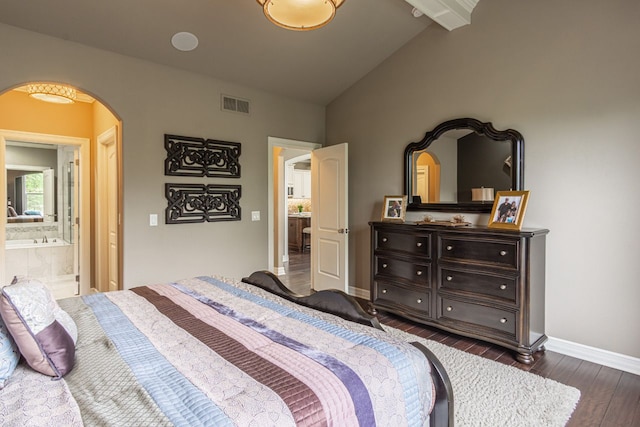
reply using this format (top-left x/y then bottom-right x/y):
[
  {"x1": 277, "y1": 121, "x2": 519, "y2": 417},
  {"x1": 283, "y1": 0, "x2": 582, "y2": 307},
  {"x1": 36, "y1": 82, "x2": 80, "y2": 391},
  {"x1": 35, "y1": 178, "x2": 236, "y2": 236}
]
[
  {"x1": 382, "y1": 289, "x2": 387, "y2": 294},
  {"x1": 500, "y1": 318, "x2": 508, "y2": 324},
  {"x1": 446, "y1": 275, "x2": 453, "y2": 281},
  {"x1": 382, "y1": 237, "x2": 388, "y2": 242},
  {"x1": 416, "y1": 242, "x2": 423, "y2": 247},
  {"x1": 500, "y1": 284, "x2": 507, "y2": 290},
  {"x1": 382, "y1": 263, "x2": 388, "y2": 268},
  {"x1": 416, "y1": 270, "x2": 422, "y2": 276},
  {"x1": 446, "y1": 245, "x2": 453, "y2": 251},
  {"x1": 416, "y1": 298, "x2": 423, "y2": 304},
  {"x1": 500, "y1": 250, "x2": 507, "y2": 256},
  {"x1": 446, "y1": 306, "x2": 453, "y2": 312}
]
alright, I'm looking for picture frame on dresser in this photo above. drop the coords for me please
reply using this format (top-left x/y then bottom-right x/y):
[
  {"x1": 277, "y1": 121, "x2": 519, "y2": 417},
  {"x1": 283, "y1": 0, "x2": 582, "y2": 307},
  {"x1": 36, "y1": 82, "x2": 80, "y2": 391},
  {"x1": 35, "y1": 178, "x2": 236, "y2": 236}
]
[
  {"x1": 488, "y1": 190, "x2": 529, "y2": 230},
  {"x1": 381, "y1": 195, "x2": 407, "y2": 222}
]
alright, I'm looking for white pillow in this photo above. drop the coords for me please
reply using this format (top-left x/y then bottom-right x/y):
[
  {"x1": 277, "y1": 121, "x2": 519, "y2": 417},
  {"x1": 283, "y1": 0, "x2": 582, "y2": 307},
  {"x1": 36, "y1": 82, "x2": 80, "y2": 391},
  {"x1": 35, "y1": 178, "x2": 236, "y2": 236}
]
[{"x1": 0, "y1": 278, "x2": 77, "y2": 378}]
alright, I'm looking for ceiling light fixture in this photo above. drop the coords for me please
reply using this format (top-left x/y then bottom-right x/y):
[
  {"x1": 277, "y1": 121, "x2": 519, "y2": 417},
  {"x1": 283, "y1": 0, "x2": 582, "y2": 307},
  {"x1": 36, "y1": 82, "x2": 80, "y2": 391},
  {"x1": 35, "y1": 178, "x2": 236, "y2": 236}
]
[
  {"x1": 26, "y1": 83, "x2": 77, "y2": 104},
  {"x1": 257, "y1": 0, "x2": 345, "y2": 31}
]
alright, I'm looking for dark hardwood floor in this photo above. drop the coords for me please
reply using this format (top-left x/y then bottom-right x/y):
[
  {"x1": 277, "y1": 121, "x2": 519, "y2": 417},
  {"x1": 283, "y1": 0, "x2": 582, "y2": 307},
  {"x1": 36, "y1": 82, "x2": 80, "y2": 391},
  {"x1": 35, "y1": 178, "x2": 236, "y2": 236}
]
[
  {"x1": 280, "y1": 249, "x2": 312, "y2": 295},
  {"x1": 280, "y1": 255, "x2": 640, "y2": 427}
]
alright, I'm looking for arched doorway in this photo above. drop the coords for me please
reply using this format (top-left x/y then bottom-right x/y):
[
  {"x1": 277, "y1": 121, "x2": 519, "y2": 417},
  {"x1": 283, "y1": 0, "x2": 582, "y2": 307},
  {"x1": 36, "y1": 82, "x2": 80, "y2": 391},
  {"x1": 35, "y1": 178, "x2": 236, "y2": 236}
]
[
  {"x1": 0, "y1": 83, "x2": 122, "y2": 296},
  {"x1": 415, "y1": 151, "x2": 441, "y2": 203}
]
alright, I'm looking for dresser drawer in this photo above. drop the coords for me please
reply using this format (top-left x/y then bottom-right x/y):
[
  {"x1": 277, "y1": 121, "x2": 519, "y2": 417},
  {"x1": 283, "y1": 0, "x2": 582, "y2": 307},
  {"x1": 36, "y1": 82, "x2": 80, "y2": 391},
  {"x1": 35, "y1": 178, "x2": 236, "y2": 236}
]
[
  {"x1": 376, "y1": 257, "x2": 430, "y2": 285},
  {"x1": 439, "y1": 268, "x2": 517, "y2": 303},
  {"x1": 374, "y1": 281, "x2": 429, "y2": 315},
  {"x1": 376, "y1": 231, "x2": 431, "y2": 257},
  {"x1": 439, "y1": 236, "x2": 518, "y2": 269},
  {"x1": 438, "y1": 297, "x2": 516, "y2": 335}
]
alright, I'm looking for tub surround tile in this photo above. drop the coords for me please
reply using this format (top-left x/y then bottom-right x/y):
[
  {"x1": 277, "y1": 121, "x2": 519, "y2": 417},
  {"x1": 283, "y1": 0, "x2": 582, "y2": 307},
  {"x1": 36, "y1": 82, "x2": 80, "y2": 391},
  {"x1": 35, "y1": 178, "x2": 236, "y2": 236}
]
[{"x1": 4, "y1": 240, "x2": 75, "y2": 290}]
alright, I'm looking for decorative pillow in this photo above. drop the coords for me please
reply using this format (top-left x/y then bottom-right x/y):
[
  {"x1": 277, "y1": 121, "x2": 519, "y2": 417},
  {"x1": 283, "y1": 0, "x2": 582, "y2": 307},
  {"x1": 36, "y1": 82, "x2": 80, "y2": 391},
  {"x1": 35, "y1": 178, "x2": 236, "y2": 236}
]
[
  {"x1": 0, "y1": 317, "x2": 19, "y2": 388},
  {"x1": 0, "y1": 278, "x2": 77, "y2": 378}
]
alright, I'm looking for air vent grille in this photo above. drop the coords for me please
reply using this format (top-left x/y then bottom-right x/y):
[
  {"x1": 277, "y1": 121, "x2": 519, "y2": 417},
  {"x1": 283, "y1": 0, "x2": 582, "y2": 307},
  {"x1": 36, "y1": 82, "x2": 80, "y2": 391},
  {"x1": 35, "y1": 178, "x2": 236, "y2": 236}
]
[{"x1": 221, "y1": 94, "x2": 250, "y2": 115}]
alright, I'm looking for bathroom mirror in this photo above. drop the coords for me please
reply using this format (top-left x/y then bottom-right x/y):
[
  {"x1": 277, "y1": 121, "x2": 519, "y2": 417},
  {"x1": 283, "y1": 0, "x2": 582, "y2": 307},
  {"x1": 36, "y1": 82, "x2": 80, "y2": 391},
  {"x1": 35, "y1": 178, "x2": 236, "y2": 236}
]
[
  {"x1": 6, "y1": 142, "x2": 59, "y2": 224},
  {"x1": 404, "y1": 118, "x2": 524, "y2": 212},
  {"x1": 5, "y1": 142, "x2": 77, "y2": 242},
  {"x1": 6, "y1": 166, "x2": 54, "y2": 223}
]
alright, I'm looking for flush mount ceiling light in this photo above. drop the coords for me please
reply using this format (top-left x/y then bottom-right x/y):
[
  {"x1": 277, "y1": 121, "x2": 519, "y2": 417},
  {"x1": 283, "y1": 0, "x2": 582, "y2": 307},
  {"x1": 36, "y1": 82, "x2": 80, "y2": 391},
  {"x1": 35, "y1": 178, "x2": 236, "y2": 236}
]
[
  {"x1": 26, "y1": 83, "x2": 77, "y2": 104},
  {"x1": 257, "y1": 0, "x2": 345, "y2": 31}
]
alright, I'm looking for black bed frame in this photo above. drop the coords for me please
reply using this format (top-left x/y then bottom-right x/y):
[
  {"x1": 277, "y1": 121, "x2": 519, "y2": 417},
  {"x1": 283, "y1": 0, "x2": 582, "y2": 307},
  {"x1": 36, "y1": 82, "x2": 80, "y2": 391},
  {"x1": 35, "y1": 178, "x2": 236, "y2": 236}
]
[{"x1": 242, "y1": 271, "x2": 454, "y2": 427}]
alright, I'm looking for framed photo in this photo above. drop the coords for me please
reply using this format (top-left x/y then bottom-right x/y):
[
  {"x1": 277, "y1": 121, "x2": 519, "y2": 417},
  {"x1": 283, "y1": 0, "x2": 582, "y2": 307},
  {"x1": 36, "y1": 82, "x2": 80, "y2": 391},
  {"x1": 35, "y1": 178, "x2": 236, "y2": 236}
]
[
  {"x1": 381, "y1": 195, "x2": 407, "y2": 222},
  {"x1": 488, "y1": 191, "x2": 529, "y2": 230}
]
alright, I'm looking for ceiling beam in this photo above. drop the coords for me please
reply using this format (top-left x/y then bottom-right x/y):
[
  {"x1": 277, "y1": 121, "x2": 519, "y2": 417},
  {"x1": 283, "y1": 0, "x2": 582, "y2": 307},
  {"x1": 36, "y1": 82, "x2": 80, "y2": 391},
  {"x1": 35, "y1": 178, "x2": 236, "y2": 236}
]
[{"x1": 405, "y1": 0, "x2": 480, "y2": 31}]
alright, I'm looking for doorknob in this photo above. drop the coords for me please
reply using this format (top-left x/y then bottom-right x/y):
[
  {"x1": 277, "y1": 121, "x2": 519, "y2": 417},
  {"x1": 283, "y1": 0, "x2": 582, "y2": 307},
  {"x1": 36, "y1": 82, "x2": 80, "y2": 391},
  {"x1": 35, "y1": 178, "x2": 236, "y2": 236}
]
[{"x1": 338, "y1": 228, "x2": 349, "y2": 234}]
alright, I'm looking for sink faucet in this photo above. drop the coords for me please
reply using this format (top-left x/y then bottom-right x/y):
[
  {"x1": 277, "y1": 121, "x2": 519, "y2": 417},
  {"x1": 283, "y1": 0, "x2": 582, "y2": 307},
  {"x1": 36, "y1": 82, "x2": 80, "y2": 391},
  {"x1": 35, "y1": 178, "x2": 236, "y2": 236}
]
[{"x1": 42, "y1": 236, "x2": 48, "y2": 243}]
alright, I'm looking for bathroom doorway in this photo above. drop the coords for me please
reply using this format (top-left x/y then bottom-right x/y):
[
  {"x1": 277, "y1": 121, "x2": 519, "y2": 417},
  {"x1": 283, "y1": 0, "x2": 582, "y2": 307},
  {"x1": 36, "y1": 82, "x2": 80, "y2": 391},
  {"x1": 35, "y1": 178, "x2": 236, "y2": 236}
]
[{"x1": 2, "y1": 131, "x2": 88, "y2": 298}]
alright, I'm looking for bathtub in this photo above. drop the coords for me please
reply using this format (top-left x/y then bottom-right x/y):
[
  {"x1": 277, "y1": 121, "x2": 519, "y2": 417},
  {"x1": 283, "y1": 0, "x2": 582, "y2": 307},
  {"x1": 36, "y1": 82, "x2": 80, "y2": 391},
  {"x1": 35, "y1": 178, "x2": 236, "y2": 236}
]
[
  {"x1": 4, "y1": 238, "x2": 75, "y2": 297},
  {"x1": 5, "y1": 238, "x2": 69, "y2": 250}
]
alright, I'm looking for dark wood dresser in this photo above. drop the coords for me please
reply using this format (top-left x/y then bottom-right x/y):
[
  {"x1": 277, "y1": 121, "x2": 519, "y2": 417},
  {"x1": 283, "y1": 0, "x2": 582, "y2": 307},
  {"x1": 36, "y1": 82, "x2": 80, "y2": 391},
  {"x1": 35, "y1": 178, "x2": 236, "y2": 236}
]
[{"x1": 369, "y1": 221, "x2": 549, "y2": 363}]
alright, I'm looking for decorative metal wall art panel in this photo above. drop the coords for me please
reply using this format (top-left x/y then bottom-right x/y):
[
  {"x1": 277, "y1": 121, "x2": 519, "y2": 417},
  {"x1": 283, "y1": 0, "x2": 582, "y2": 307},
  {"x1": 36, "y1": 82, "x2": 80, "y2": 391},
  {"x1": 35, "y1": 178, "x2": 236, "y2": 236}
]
[
  {"x1": 164, "y1": 134, "x2": 241, "y2": 178},
  {"x1": 165, "y1": 184, "x2": 241, "y2": 224}
]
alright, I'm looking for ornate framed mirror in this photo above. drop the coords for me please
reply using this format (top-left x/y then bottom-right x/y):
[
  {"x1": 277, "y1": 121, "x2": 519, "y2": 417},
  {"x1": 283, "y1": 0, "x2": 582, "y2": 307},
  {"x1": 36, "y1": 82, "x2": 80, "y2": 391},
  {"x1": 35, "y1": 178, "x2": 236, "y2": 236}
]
[{"x1": 404, "y1": 118, "x2": 524, "y2": 212}]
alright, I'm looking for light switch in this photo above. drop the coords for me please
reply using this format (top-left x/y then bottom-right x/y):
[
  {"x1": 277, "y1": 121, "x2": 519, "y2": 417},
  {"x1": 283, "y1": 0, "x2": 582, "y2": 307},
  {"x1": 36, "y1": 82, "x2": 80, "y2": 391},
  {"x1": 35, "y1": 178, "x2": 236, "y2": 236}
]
[
  {"x1": 149, "y1": 214, "x2": 158, "y2": 226},
  {"x1": 251, "y1": 211, "x2": 260, "y2": 221}
]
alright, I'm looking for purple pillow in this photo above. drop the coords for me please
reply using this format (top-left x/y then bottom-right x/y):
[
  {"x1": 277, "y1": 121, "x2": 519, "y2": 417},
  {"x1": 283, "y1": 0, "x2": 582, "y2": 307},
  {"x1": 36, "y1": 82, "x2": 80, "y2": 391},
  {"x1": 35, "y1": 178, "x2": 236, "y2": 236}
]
[{"x1": 0, "y1": 278, "x2": 77, "y2": 378}]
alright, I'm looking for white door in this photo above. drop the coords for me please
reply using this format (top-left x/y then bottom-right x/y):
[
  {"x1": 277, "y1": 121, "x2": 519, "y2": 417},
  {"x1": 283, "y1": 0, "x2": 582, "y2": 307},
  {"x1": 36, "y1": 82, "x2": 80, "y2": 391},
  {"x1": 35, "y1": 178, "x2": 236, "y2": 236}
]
[
  {"x1": 107, "y1": 142, "x2": 118, "y2": 292},
  {"x1": 311, "y1": 143, "x2": 348, "y2": 292},
  {"x1": 97, "y1": 127, "x2": 119, "y2": 292}
]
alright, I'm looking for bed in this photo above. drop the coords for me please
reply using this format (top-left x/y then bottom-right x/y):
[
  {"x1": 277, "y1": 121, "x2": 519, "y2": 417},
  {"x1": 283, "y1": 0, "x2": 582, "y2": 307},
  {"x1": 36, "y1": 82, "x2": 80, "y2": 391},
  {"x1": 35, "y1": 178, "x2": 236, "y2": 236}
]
[
  {"x1": 0, "y1": 272, "x2": 453, "y2": 426},
  {"x1": 6, "y1": 215, "x2": 44, "y2": 223},
  {"x1": 6, "y1": 206, "x2": 44, "y2": 223}
]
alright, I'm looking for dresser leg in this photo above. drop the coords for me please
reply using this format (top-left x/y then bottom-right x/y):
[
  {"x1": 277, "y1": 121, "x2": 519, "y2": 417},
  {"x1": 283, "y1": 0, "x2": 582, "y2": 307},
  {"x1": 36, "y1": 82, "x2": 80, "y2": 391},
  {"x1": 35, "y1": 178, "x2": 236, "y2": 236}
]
[
  {"x1": 516, "y1": 352, "x2": 534, "y2": 365},
  {"x1": 368, "y1": 303, "x2": 377, "y2": 315}
]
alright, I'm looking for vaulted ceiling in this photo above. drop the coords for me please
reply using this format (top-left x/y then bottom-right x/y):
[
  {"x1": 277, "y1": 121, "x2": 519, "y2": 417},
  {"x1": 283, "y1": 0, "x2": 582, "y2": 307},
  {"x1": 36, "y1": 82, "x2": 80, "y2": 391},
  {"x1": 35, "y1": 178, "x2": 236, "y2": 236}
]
[{"x1": 0, "y1": 0, "x2": 478, "y2": 105}]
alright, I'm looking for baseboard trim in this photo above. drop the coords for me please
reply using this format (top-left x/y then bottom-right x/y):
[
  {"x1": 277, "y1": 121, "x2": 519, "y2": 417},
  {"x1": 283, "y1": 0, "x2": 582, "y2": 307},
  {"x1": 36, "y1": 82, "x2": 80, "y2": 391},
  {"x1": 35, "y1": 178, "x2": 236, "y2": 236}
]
[
  {"x1": 350, "y1": 286, "x2": 370, "y2": 301},
  {"x1": 546, "y1": 337, "x2": 640, "y2": 376},
  {"x1": 273, "y1": 266, "x2": 285, "y2": 276}
]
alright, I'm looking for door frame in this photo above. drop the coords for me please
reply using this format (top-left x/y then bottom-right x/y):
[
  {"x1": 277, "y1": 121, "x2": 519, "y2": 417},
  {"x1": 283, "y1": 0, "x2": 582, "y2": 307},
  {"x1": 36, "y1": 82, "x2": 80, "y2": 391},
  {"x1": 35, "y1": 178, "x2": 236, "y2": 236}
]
[
  {"x1": 0, "y1": 129, "x2": 90, "y2": 295},
  {"x1": 267, "y1": 137, "x2": 321, "y2": 275}
]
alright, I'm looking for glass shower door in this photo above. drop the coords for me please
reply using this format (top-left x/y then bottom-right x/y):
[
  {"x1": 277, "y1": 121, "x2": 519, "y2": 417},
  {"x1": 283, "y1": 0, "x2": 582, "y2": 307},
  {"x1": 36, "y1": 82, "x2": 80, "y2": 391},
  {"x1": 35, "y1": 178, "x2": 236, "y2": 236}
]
[{"x1": 60, "y1": 146, "x2": 79, "y2": 295}]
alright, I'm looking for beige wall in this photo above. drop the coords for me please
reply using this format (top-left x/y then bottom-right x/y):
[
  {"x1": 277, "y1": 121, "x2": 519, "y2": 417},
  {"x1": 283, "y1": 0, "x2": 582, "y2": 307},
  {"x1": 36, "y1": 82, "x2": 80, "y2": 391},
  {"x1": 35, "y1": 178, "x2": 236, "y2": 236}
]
[
  {"x1": 1, "y1": 23, "x2": 325, "y2": 286},
  {"x1": 327, "y1": 0, "x2": 640, "y2": 358}
]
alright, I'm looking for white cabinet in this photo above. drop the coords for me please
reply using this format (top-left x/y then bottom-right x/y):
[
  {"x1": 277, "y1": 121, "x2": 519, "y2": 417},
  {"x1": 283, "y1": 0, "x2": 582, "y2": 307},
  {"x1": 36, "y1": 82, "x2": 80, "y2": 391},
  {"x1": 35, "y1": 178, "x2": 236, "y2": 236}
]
[
  {"x1": 293, "y1": 169, "x2": 311, "y2": 199},
  {"x1": 286, "y1": 164, "x2": 295, "y2": 186}
]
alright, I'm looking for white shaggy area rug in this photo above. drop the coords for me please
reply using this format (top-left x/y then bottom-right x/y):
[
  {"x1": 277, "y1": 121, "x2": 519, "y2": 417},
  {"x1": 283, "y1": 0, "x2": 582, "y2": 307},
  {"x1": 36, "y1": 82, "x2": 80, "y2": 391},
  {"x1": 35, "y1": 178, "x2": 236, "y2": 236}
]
[{"x1": 384, "y1": 326, "x2": 581, "y2": 427}]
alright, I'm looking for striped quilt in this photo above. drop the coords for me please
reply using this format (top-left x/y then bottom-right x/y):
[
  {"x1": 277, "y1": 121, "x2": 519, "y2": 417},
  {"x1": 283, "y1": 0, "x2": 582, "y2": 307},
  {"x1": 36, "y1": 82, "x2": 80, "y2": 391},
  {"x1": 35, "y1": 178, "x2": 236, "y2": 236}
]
[{"x1": 7, "y1": 276, "x2": 434, "y2": 426}]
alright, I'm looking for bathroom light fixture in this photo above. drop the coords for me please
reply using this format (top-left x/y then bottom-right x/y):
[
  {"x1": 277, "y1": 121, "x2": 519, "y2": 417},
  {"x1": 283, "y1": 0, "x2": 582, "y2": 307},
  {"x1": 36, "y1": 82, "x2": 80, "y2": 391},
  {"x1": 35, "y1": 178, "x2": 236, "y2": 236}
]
[
  {"x1": 26, "y1": 83, "x2": 77, "y2": 104},
  {"x1": 257, "y1": 0, "x2": 345, "y2": 31}
]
